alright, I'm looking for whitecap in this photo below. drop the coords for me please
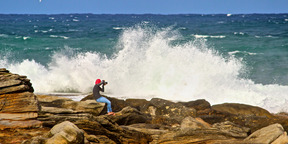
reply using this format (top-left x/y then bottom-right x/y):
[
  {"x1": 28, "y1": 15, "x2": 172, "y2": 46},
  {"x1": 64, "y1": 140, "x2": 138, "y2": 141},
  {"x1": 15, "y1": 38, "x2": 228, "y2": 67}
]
[
  {"x1": 60, "y1": 36, "x2": 69, "y2": 39},
  {"x1": 179, "y1": 27, "x2": 187, "y2": 30},
  {"x1": 0, "y1": 34, "x2": 8, "y2": 38},
  {"x1": 192, "y1": 34, "x2": 226, "y2": 39},
  {"x1": 265, "y1": 35, "x2": 275, "y2": 38},
  {"x1": 23, "y1": 36, "x2": 30, "y2": 40},
  {"x1": 113, "y1": 27, "x2": 124, "y2": 30},
  {"x1": 49, "y1": 35, "x2": 58, "y2": 38},
  {"x1": 228, "y1": 51, "x2": 258, "y2": 56},
  {"x1": 50, "y1": 35, "x2": 69, "y2": 39},
  {"x1": 234, "y1": 32, "x2": 245, "y2": 35},
  {"x1": 73, "y1": 19, "x2": 79, "y2": 22}
]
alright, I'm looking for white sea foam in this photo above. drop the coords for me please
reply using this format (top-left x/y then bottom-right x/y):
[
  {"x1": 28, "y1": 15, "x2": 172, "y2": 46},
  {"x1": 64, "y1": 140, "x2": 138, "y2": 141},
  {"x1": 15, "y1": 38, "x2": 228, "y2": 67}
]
[
  {"x1": 23, "y1": 36, "x2": 30, "y2": 40},
  {"x1": 228, "y1": 51, "x2": 258, "y2": 56},
  {"x1": 234, "y1": 32, "x2": 245, "y2": 35},
  {"x1": 0, "y1": 34, "x2": 8, "y2": 38},
  {"x1": 2, "y1": 26, "x2": 288, "y2": 113},
  {"x1": 113, "y1": 27, "x2": 125, "y2": 30},
  {"x1": 50, "y1": 35, "x2": 69, "y2": 39},
  {"x1": 192, "y1": 34, "x2": 226, "y2": 39}
]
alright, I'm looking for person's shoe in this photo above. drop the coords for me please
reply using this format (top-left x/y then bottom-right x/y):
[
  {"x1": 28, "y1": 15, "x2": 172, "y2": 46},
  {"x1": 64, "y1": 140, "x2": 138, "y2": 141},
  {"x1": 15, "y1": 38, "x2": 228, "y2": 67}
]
[{"x1": 107, "y1": 112, "x2": 115, "y2": 115}]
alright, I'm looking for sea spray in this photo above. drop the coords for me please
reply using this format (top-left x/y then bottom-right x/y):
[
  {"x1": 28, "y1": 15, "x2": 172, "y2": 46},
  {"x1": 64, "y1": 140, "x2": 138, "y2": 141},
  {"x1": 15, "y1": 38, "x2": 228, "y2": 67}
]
[{"x1": 1, "y1": 25, "x2": 288, "y2": 113}]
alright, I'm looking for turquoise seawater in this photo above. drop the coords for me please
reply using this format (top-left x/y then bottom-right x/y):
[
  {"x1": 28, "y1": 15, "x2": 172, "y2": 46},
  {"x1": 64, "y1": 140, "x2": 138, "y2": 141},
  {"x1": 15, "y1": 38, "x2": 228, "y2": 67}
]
[{"x1": 0, "y1": 14, "x2": 288, "y2": 113}]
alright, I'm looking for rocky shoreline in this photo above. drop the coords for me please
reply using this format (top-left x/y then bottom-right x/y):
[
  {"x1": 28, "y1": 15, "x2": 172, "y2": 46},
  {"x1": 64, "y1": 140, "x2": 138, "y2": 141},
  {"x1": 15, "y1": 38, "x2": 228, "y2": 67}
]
[{"x1": 1, "y1": 68, "x2": 288, "y2": 144}]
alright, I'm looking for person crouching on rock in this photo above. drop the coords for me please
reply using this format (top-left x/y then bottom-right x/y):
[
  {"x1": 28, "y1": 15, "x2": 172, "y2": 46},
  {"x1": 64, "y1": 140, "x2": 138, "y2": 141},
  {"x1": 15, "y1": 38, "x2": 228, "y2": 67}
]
[{"x1": 93, "y1": 79, "x2": 115, "y2": 115}]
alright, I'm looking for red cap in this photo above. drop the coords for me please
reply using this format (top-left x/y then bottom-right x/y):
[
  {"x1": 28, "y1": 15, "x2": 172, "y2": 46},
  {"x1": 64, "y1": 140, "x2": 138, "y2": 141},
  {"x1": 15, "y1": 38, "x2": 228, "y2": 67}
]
[{"x1": 95, "y1": 79, "x2": 101, "y2": 85}]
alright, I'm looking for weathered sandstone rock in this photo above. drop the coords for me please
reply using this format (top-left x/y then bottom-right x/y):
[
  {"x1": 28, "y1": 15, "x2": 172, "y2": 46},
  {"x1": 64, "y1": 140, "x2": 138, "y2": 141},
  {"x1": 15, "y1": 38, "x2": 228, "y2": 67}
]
[
  {"x1": 111, "y1": 106, "x2": 151, "y2": 125},
  {"x1": 212, "y1": 121, "x2": 250, "y2": 138},
  {"x1": 179, "y1": 99, "x2": 211, "y2": 111},
  {"x1": 46, "y1": 121, "x2": 84, "y2": 144},
  {"x1": 0, "y1": 68, "x2": 41, "y2": 130},
  {"x1": 23, "y1": 121, "x2": 85, "y2": 144},
  {"x1": 75, "y1": 117, "x2": 153, "y2": 143},
  {"x1": 244, "y1": 123, "x2": 285, "y2": 144},
  {"x1": 271, "y1": 132, "x2": 288, "y2": 144},
  {"x1": 212, "y1": 103, "x2": 273, "y2": 118},
  {"x1": 180, "y1": 116, "x2": 211, "y2": 132},
  {"x1": 37, "y1": 95, "x2": 105, "y2": 127}
]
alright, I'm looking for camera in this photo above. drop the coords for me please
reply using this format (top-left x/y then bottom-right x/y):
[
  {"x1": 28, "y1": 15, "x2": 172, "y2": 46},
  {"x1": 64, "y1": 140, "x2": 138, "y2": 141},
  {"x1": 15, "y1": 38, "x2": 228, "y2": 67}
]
[{"x1": 102, "y1": 80, "x2": 108, "y2": 85}]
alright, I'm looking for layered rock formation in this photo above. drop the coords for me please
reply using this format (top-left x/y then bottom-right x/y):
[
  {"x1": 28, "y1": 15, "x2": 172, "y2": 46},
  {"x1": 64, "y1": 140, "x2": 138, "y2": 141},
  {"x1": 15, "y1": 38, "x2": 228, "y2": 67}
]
[
  {"x1": 37, "y1": 95, "x2": 105, "y2": 127},
  {"x1": 0, "y1": 68, "x2": 41, "y2": 130}
]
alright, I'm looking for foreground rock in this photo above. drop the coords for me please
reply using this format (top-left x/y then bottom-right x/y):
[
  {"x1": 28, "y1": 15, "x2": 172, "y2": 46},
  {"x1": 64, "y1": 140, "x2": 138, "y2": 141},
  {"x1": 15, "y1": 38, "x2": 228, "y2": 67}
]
[
  {"x1": 37, "y1": 95, "x2": 105, "y2": 127},
  {"x1": 75, "y1": 115, "x2": 153, "y2": 143},
  {"x1": 195, "y1": 102, "x2": 288, "y2": 133},
  {"x1": 244, "y1": 123, "x2": 288, "y2": 144},
  {"x1": 23, "y1": 121, "x2": 85, "y2": 144},
  {"x1": 156, "y1": 117, "x2": 250, "y2": 143},
  {"x1": 0, "y1": 68, "x2": 41, "y2": 130}
]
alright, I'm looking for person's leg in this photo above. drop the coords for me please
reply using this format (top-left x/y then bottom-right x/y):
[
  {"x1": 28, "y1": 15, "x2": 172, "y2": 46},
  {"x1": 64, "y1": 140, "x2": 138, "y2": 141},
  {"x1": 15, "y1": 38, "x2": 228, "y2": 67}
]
[{"x1": 96, "y1": 96, "x2": 113, "y2": 113}]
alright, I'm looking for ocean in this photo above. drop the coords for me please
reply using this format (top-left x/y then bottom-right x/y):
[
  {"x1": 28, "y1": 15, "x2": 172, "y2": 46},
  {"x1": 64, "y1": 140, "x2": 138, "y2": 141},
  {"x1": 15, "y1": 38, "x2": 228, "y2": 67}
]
[{"x1": 0, "y1": 14, "x2": 288, "y2": 113}]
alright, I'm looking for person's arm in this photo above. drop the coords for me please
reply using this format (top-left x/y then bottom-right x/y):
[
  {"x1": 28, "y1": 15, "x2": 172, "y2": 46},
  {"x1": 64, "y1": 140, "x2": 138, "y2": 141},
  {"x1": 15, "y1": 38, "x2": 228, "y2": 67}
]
[
  {"x1": 100, "y1": 84, "x2": 104, "y2": 92},
  {"x1": 96, "y1": 80, "x2": 106, "y2": 92}
]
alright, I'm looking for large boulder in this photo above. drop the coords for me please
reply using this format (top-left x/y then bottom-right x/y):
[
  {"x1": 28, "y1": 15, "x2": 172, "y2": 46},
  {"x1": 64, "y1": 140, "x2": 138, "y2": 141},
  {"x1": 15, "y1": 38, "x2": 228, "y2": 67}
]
[
  {"x1": 180, "y1": 116, "x2": 211, "y2": 132},
  {"x1": 37, "y1": 95, "x2": 105, "y2": 127},
  {"x1": 244, "y1": 123, "x2": 286, "y2": 144},
  {"x1": 46, "y1": 121, "x2": 84, "y2": 144},
  {"x1": 0, "y1": 68, "x2": 41, "y2": 130},
  {"x1": 198, "y1": 102, "x2": 288, "y2": 133},
  {"x1": 141, "y1": 98, "x2": 197, "y2": 128},
  {"x1": 22, "y1": 121, "x2": 85, "y2": 144},
  {"x1": 75, "y1": 115, "x2": 153, "y2": 144},
  {"x1": 212, "y1": 103, "x2": 273, "y2": 118},
  {"x1": 157, "y1": 117, "x2": 250, "y2": 143},
  {"x1": 179, "y1": 99, "x2": 211, "y2": 111},
  {"x1": 111, "y1": 106, "x2": 152, "y2": 125}
]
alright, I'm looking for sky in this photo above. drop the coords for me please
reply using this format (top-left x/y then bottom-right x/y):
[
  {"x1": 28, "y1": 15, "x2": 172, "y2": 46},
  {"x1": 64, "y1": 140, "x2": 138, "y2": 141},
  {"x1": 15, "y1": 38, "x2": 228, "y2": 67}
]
[{"x1": 0, "y1": 0, "x2": 287, "y2": 14}]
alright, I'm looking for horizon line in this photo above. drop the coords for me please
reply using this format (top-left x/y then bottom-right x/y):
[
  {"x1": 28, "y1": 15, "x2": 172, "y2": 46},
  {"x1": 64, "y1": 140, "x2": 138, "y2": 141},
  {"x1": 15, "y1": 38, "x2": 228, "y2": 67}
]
[{"x1": 0, "y1": 12, "x2": 287, "y2": 15}]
